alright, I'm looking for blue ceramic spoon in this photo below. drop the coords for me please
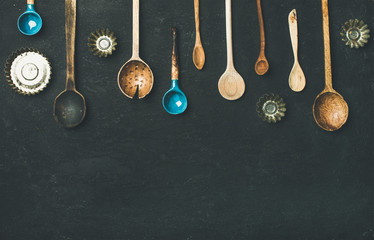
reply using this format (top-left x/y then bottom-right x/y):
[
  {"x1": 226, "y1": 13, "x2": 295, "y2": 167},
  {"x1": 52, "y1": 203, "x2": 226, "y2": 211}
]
[
  {"x1": 162, "y1": 27, "x2": 188, "y2": 115},
  {"x1": 18, "y1": 0, "x2": 42, "y2": 35}
]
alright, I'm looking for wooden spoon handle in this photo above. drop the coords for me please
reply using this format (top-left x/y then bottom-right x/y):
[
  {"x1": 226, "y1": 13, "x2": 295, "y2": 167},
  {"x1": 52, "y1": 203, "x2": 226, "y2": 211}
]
[
  {"x1": 322, "y1": 0, "x2": 333, "y2": 90},
  {"x1": 132, "y1": 0, "x2": 140, "y2": 58},
  {"x1": 65, "y1": 0, "x2": 76, "y2": 90},
  {"x1": 256, "y1": 0, "x2": 266, "y2": 55},
  {"x1": 171, "y1": 27, "x2": 179, "y2": 80},
  {"x1": 288, "y1": 9, "x2": 298, "y2": 62},
  {"x1": 225, "y1": 0, "x2": 234, "y2": 69},
  {"x1": 194, "y1": 0, "x2": 200, "y2": 40},
  {"x1": 27, "y1": 0, "x2": 34, "y2": 4}
]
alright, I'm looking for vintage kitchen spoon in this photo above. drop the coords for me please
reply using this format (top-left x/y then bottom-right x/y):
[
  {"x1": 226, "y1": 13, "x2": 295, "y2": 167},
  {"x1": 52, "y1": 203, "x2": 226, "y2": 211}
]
[
  {"x1": 218, "y1": 0, "x2": 245, "y2": 101},
  {"x1": 313, "y1": 0, "x2": 348, "y2": 132},
  {"x1": 118, "y1": 0, "x2": 154, "y2": 99},
  {"x1": 163, "y1": 27, "x2": 188, "y2": 115},
  {"x1": 18, "y1": 0, "x2": 42, "y2": 35},
  {"x1": 288, "y1": 9, "x2": 306, "y2": 92},
  {"x1": 254, "y1": 0, "x2": 269, "y2": 75},
  {"x1": 192, "y1": 0, "x2": 205, "y2": 70},
  {"x1": 54, "y1": 0, "x2": 86, "y2": 128}
]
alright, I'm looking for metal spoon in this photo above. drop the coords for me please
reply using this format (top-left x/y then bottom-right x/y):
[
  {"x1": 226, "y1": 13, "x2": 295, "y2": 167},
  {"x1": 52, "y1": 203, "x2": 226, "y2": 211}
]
[
  {"x1": 218, "y1": 0, "x2": 245, "y2": 101},
  {"x1": 118, "y1": 0, "x2": 154, "y2": 99},
  {"x1": 17, "y1": 0, "x2": 42, "y2": 36},
  {"x1": 192, "y1": 0, "x2": 205, "y2": 70},
  {"x1": 254, "y1": 0, "x2": 269, "y2": 75},
  {"x1": 54, "y1": 0, "x2": 86, "y2": 128},
  {"x1": 163, "y1": 27, "x2": 188, "y2": 115},
  {"x1": 313, "y1": 0, "x2": 348, "y2": 131},
  {"x1": 288, "y1": 9, "x2": 306, "y2": 92}
]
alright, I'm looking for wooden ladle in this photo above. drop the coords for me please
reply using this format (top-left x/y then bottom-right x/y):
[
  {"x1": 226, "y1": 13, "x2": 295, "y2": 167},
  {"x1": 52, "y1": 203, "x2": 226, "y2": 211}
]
[
  {"x1": 313, "y1": 0, "x2": 348, "y2": 131},
  {"x1": 192, "y1": 0, "x2": 205, "y2": 70},
  {"x1": 218, "y1": 0, "x2": 245, "y2": 101},
  {"x1": 53, "y1": 0, "x2": 86, "y2": 128},
  {"x1": 288, "y1": 9, "x2": 306, "y2": 92},
  {"x1": 254, "y1": 0, "x2": 269, "y2": 76},
  {"x1": 117, "y1": 0, "x2": 154, "y2": 99}
]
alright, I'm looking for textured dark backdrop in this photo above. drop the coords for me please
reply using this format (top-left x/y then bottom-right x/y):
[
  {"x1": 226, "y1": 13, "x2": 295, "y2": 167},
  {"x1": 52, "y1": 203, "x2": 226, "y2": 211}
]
[{"x1": 0, "y1": 0, "x2": 373, "y2": 239}]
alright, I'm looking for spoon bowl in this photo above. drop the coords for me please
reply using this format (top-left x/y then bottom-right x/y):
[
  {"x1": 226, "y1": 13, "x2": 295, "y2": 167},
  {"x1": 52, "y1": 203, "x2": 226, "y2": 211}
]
[
  {"x1": 193, "y1": 44, "x2": 205, "y2": 70},
  {"x1": 254, "y1": 58, "x2": 269, "y2": 75},
  {"x1": 313, "y1": 92, "x2": 348, "y2": 131},
  {"x1": 18, "y1": 0, "x2": 42, "y2": 35},
  {"x1": 218, "y1": 69, "x2": 245, "y2": 100},
  {"x1": 163, "y1": 82, "x2": 188, "y2": 115},
  {"x1": 289, "y1": 62, "x2": 306, "y2": 92},
  {"x1": 118, "y1": 60, "x2": 153, "y2": 99},
  {"x1": 54, "y1": 90, "x2": 86, "y2": 128}
]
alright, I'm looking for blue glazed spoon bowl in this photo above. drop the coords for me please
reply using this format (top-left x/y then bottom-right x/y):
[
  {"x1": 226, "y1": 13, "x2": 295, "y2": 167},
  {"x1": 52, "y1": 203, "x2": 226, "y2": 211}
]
[
  {"x1": 18, "y1": 0, "x2": 42, "y2": 35},
  {"x1": 162, "y1": 27, "x2": 188, "y2": 115}
]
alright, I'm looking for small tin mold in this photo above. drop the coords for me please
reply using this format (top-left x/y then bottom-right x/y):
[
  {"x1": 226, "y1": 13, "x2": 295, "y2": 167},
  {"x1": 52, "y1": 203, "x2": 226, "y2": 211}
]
[
  {"x1": 5, "y1": 48, "x2": 51, "y2": 95},
  {"x1": 88, "y1": 28, "x2": 117, "y2": 57},
  {"x1": 341, "y1": 19, "x2": 370, "y2": 48},
  {"x1": 256, "y1": 93, "x2": 286, "y2": 123}
]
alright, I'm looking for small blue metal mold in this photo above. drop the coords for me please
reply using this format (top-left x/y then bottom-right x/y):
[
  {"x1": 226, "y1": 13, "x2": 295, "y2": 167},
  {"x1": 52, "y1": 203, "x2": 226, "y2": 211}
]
[
  {"x1": 17, "y1": 2, "x2": 42, "y2": 36},
  {"x1": 162, "y1": 80, "x2": 188, "y2": 115}
]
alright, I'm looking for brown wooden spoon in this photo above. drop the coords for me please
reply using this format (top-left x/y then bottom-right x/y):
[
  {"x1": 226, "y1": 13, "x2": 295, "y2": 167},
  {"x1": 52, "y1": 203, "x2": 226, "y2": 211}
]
[
  {"x1": 313, "y1": 0, "x2": 348, "y2": 131},
  {"x1": 117, "y1": 0, "x2": 154, "y2": 99},
  {"x1": 192, "y1": 0, "x2": 205, "y2": 70},
  {"x1": 254, "y1": 0, "x2": 269, "y2": 75}
]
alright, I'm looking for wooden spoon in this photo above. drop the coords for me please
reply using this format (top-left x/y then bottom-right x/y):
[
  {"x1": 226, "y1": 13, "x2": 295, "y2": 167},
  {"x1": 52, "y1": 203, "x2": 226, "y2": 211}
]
[
  {"x1": 288, "y1": 9, "x2": 306, "y2": 92},
  {"x1": 53, "y1": 0, "x2": 86, "y2": 128},
  {"x1": 254, "y1": 0, "x2": 269, "y2": 76},
  {"x1": 313, "y1": 0, "x2": 348, "y2": 132},
  {"x1": 192, "y1": 0, "x2": 205, "y2": 70},
  {"x1": 218, "y1": 0, "x2": 245, "y2": 100},
  {"x1": 117, "y1": 0, "x2": 154, "y2": 99}
]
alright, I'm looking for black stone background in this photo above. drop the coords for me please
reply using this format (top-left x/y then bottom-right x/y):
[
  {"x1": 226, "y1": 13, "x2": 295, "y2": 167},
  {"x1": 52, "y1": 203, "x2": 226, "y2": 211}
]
[{"x1": 0, "y1": 0, "x2": 373, "y2": 239}]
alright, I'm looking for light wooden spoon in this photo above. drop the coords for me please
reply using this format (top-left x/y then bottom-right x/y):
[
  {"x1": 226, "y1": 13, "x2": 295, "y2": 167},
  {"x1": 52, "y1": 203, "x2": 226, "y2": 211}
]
[
  {"x1": 192, "y1": 0, "x2": 205, "y2": 70},
  {"x1": 288, "y1": 9, "x2": 306, "y2": 92},
  {"x1": 218, "y1": 0, "x2": 245, "y2": 100}
]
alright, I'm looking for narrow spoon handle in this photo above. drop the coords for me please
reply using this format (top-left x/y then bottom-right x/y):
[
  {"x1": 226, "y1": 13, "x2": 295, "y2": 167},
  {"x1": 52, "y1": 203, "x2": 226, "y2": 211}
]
[
  {"x1": 225, "y1": 0, "x2": 234, "y2": 69},
  {"x1": 194, "y1": 0, "x2": 200, "y2": 41},
  {"x1": 288, "y1": 9, "x2": 298, "y2": 62},
  {"x1": 27, "y1": 0, "x2": 34, "y2": 4},
  {"x1": 132, "y1": 0, "x2": 140, "y2": 58},
  {"x1": 256, "y1": 0, "x2": 265, "y2": 56},
  {"x1": 322, "y1": 0, "x2": 332, "y2": 90},
  {"x1": 171, "y1": 27, "x2": 179, "y2": 80},
  {"x1": 65, "y1": 0, "x2": 76, "y2": 90}
]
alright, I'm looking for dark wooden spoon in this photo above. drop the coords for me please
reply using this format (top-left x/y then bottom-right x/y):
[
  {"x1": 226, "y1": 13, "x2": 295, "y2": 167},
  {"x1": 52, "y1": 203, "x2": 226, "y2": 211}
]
[
  {"x1": 54, "y1": 0, "x2": 86, "y2": 128},
  {"x1": 254, "y1": 0, "x2": 269, "y2": 75}
]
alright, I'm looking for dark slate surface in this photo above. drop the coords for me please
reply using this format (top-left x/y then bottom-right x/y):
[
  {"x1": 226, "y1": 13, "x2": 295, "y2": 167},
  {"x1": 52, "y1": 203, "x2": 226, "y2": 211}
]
[{"x1": 0, "y1": 0, "x2": 373, "y2": 239}]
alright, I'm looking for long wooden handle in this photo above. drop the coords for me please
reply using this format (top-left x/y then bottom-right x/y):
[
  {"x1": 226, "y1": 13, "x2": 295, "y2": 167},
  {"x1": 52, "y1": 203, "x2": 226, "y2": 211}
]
[
  {"x1": 322, "y1": 0, "x2": 332, "y2": 90},
  {"x1": 257, "y1": 0, "x2": 266, "y2": 55},
  {"x1": 225, "y1": 0, "x2": 234, "y2": 69},
  {"x1": 27, "y1": 0, "x2": 34, "y2": 4},
  {"x1": 171, "y1": 27, "x2": 179, "y2": 80},
  {"x1": 288, "y1": 9, "x2": 298, "y2": 62},
  {"x1": 194, "y1": 0, "x2": 200, "y2": 41},
  {"x1": 65, "y1": 0, "x2": 76, "y2": 90},
  {"x1": 132, "y1": 0, "x2": 140, "y2": 58}
]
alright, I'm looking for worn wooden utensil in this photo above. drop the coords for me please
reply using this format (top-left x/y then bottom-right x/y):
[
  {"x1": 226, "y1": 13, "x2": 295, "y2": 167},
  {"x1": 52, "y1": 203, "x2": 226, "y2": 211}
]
[
  {"x1": 118, "y1": 0, "x2": 154, "y2": 99},
  {"x1": 54, "y1": 0, "x2": 86, "y2": 128},
  {"x1": 254, "y1": 0, "x2": 269, "y2": 75},
  {"x1": 313, "y1": 0, "x2": 348, "y2": 132},
  {"x1": 218, "y1": 0, "x2": 245, "y2": 101},
  {"x1": 288, "y1": 9, "x2": 306, "y2": 92},
  {"x1": 192, "y1": 0, "x2": 205, "y2": 70}
]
